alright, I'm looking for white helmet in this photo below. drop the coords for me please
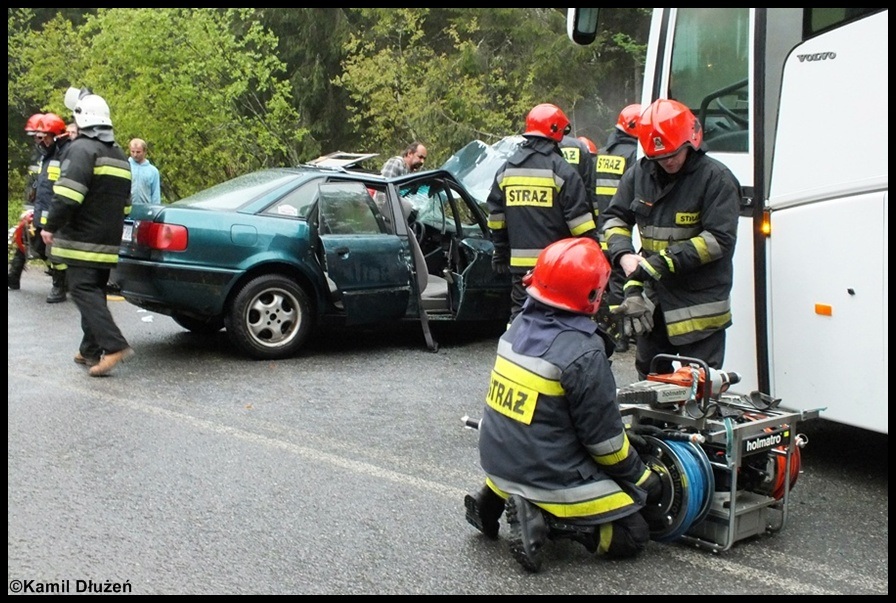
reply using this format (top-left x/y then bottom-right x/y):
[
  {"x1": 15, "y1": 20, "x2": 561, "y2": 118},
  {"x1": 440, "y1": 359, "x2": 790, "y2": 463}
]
[
  {"x1": 64, "y1": 86, "x2": 93, "y2": 110},
  {"x1": 74, "y1": 94, "x2": 112, "y2": 128}
]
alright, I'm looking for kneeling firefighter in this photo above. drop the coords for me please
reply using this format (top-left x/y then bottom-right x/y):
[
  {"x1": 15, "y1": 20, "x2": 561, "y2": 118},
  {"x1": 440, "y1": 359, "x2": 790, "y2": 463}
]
[{"x1": 464, "y1": 237, "x2": 662, "y2": 573}]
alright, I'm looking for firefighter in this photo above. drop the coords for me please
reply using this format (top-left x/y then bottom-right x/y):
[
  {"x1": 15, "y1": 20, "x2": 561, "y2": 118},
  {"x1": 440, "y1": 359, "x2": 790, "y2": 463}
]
[
  {"x1": 464, "y1": 237, "x2": 661, "y2": 573},
  {"x1": 486, "y1": 103, "x2": 599, "y2": 324},
  {"x1": 576, "y1": 135, "x2": 598, "y2": 156},
  {"x1": 8, "y1": 114, "x2": 45, "y2": 290},
  {"x1": 602, "y1": 98, "x2": 741, "y2": 378},
  {"x1": 560, "y1": 132, "x2": 597, "y2": 218},
  {"x1": 41, "y1": 93, "x2": 134, "y2": 376},
  {"x1": 9, "y1": 113, "x2": 72, "y2": 299},
  {"x1": 594, "y1": 103, "x2": 642, "y2": 351}
]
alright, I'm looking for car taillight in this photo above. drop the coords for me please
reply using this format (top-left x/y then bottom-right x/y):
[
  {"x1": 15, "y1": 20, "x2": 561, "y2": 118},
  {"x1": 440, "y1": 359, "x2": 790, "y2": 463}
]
[{"x1": 136, "y1": 221, "x2": 188, "y2": 251}]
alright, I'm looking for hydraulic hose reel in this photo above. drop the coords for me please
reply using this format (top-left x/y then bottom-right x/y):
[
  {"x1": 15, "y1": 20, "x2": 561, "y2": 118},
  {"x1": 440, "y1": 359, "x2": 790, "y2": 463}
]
[{"x1": 622, "y1": 355, "x2": 818, "y2": 552}]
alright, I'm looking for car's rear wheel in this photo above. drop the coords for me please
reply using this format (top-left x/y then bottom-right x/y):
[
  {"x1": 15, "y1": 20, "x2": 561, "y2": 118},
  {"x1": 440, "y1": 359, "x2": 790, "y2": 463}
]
[
  {"x1": 224, "y1": 274, "x2": 313, "y2": 360},
  {"x1": 172, "y1": 313, "x2": 224, "y2": 334}
]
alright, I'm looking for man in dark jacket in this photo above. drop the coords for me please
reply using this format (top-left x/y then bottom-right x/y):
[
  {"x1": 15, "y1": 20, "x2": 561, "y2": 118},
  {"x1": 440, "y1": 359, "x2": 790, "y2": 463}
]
[
  {"x1": 560, "y1": 133, "x2": 597, "y2": 215},
  {"x1": 464, "y1": 238, "x2": 661, "y2": 573},
  {"x1": 602, "y1": 99, "x2": 741, "y2": 378},
  {"x1": 594, "y1": 103, "x2": 642, "y2": 350},
  {"x1": 41, "y1": 92, "x2": 134, "y2": 377},
  {"x1": 487, "y1": 103, "x2": 599, "y2": 323}
]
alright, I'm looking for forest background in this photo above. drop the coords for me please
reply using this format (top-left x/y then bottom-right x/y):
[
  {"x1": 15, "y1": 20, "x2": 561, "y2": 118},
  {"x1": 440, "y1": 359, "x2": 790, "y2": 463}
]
[{"x1": 7, "y1": 8, "x2": 649, "y2": 226}]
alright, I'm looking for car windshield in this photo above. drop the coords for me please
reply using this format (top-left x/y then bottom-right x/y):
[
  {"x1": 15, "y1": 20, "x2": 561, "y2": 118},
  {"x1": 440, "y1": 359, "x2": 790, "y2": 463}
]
[
  {"x1": 440, "y1": 135, "x2": 524, "y2": 206},
  {"x1": 398, "y1": 179, "x2": 480, "y2": 230},
  {"x1": 177, "y1": 170, "x2": 302, "y2": 211}
]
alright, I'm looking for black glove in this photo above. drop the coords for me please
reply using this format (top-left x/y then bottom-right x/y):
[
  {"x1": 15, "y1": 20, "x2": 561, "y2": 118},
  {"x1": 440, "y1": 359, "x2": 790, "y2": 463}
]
[
  {"x1": 643, "y1": 470, "x2": 663, "y2": 505},
  {"x1": 491, "y1": 255, "x2": 510, "y2": 276},
  {"x1": 612, "y1": 292, "x2": 655, "y2": 336}
]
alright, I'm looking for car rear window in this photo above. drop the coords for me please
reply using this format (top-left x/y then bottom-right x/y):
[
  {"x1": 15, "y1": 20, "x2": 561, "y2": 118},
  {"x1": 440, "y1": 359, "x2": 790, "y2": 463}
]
[{"x1": 180, "y1": 170, "x2": 301, "y2": 211}]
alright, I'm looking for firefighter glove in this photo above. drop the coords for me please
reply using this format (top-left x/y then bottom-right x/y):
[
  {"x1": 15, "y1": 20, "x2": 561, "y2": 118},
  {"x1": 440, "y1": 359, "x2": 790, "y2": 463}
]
[
  {"x1": 643, "y1": 470, "x2": 663, "y2": 505},
  {"x1": 612, "y1": 293, "x2": 655, "y2": 336}
]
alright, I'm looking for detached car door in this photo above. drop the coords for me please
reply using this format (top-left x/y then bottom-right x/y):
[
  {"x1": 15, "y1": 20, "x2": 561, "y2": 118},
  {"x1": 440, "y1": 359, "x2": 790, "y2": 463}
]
[{"x1": 317, "y1": 181, "x2": 412, "y2": 325}]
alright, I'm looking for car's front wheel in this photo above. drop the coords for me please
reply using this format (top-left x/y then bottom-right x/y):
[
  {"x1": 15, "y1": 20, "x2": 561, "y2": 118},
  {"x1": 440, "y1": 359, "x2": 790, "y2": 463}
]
[{"x1": 224, "y1": 274, "x2": 313, "y2": 360}]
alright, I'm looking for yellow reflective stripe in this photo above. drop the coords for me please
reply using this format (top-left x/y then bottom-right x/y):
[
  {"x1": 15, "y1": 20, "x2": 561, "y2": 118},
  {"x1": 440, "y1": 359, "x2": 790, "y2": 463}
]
[
  {"x1": 622, "y1": 279, "x2": 644, "y2": 292},
  {"x1": 635, "y1": 467, "x2": 654, "y2": 488},
  {"x1": 95, "y1": 164, "x2": 132, "y2": 181},
  {"x1": 666, "y1": 310, "x2": 732, "y2": 337},
  {"x1": 500, "y1": 174, "x2": 559, "y2": 189},
  {"x1": 53, "y1": 185, "x2": 85, "y2": 204},
  {"x1": 604, "y1": 225, "x2": 631, "y2": 239},
  {"x1": 488, "y1": 218, "x2": 505, "y2": 229},
  {"x1": 509, "y1": 257, "x2": 537, "y2": 268},
  {"x1": 539, "y1": 490, "x2": 635, "y2": 518},
  {"x1": 494, "y1": 355, "x2": 563, "y2": 396},
  {"x1": 592, "y1": 433, "x2": 632, "y2": 466},
  {"x1": 691, "y1": 235, "x2": 712, "y2": 263},
  {"x1": 638, "y1": 257, "x2": 661, "y2": 280},
  {"x1": 596, "y1": 186, "x2": 618, "y2": 196},
  {"x1": 569, "y1": 214, "x2": 597, "y2": 236},
  {"x1": 49, "y1": 246, "x2": 119, "y2": 264}
]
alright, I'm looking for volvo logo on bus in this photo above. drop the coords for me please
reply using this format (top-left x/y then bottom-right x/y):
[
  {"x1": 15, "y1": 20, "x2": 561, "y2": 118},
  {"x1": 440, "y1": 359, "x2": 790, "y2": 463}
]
[{"x1": 797, "y1": 52, "x2": 837, "y2": 62}]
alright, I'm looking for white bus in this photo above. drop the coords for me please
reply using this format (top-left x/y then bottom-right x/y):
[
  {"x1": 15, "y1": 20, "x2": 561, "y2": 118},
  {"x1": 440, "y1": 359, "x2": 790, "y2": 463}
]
[{"x1": 568, "y1": 8, "x2": 888, "y2": 434}]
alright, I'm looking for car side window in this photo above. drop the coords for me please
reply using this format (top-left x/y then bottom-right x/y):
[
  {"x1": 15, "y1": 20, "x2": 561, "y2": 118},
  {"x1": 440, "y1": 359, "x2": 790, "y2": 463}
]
[
  {"x1": 263, "y1": 181, "x2": 318, "y2": 218},
  {"x1": 318, "y1": 181, "x2": 386, "y2": 235}
]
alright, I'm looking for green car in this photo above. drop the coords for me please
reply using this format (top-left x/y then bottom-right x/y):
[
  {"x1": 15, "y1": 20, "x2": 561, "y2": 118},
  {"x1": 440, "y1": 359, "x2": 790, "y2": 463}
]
[{"x1": 115, "y1": 161, "x2": 512, "y2": 359}]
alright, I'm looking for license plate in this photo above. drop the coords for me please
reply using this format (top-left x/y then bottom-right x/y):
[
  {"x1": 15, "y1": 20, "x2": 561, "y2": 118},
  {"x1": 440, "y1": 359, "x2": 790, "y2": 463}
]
[{"x1": 122, "y1": 223, "x2": 133, "y2": 243}]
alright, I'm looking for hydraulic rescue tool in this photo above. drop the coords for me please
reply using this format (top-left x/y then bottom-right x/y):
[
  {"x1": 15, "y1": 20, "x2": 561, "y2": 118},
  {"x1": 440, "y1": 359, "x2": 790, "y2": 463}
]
[{"x1": 463, "y1": 354, "x2": 822, "y2": 553}]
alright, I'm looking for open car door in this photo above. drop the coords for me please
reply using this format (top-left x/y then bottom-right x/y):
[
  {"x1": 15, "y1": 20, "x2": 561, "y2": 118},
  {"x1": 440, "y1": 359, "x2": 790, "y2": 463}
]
[{"x1": 317, "y1": 181, "x2": 412, "y2": 325}]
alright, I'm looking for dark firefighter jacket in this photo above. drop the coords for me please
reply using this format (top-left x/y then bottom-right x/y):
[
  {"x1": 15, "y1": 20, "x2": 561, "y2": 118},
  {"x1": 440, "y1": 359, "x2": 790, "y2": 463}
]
[
  {"x1": 486, "y1": 136, "x2": 598, "y2": 273},
  {"x1": 594, "y1": 129, "x2": 639, "y2": 227},
  {"x1": 33, "y1": 138, "x2": 70, "y2": 229},
  {"x1": 560, "y1": 134, "x2": 597, "y2": 213},
  {"x1": 478, "y1": 299, "x2": 654, "y2": 523},
  {"x1": 44, "y1": 133, "x2": 131, "y2": 269},
  {"x1": 601, "y1": 148, "x2": 740, "y2": 345}
]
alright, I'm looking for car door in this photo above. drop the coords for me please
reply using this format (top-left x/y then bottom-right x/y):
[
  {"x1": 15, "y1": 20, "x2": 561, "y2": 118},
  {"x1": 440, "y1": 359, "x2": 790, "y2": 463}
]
[
  {"x1": 317, "y1": 181, "x2": 412, "y2": 325},
  {"x1": 393, "y1": 172, "x2": 512, "y2": 322}
]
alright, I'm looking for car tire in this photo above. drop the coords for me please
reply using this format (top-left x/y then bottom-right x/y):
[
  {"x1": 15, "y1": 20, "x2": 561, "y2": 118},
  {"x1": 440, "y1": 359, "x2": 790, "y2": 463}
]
[
  {"x1": 172, "y1": 313, "x2": 224, "y2": 335},
  {"x1": 224, "y1": 274, "x2": 313, "y2": 360}
]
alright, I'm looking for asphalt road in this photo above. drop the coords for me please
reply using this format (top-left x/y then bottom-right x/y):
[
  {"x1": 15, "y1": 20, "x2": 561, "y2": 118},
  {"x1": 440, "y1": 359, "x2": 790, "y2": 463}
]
[{"x1": 7, "y1": 268, "x2": 888, "y2": 595}]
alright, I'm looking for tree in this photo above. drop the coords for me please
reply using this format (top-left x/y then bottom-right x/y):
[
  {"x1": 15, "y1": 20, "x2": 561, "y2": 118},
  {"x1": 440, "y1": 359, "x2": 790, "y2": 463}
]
[{"x1": 7, "y1": 8, "x2": 307, "y2": 206}]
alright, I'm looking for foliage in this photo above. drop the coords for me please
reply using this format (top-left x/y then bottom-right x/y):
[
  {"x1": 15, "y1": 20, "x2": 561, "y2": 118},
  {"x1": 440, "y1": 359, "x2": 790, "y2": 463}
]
[
  {"x1": 74, "y1": 9, "x2": 307, "y2": 201},
  {"x1": 334, "y1": 8, "x2": 610, "y2": 165},
  {"x1": 8, "y1": 8, "x2": 306, "y2": 205}
]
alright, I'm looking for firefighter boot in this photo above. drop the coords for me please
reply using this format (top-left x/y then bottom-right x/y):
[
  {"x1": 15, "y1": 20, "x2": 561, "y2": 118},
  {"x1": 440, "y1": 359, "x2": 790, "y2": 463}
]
[
  {"x1": 8, "y1": 251, "x2": 27, "y2": 290},
  {"x1": 506, "y1": 495, "x2": 548, "y2": 573},
  {"x1": 46, "y1": 268, "x2": 67, "y2": 303},
  {"x1": 464, "y1": 484, "x2": 506, "y2": 539}
]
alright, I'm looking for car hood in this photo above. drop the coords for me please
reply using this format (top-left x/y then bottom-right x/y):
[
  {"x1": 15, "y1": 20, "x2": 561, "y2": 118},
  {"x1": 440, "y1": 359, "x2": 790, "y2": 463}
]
[{"x1": 440, "y1": 135, "x2": 524, "y2": 205}]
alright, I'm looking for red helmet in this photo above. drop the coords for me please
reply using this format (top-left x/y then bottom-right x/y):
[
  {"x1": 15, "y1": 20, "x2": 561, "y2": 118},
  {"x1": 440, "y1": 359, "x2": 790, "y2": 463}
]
[
  {"x1": 25, "y1": 113, "x2": 45, "y2": 135},
  {"x1": 37, "y1": 113, "x2": 67, "y2": 137},
  {"x1": 523, "y1": 238, "x2": 611, "y2": 315},
  {"x1": 616, "y1": 103, "x2": 643, "y2": 135},
  {"x1": 577, "y1": 136, "x2": 597, "y2": 155},
  {"x1": 524, "y1": 103, "x2": 571, "y2": 142},
  {"x1": 638, "y1": 99, "x2": 703, "y2": 159}
]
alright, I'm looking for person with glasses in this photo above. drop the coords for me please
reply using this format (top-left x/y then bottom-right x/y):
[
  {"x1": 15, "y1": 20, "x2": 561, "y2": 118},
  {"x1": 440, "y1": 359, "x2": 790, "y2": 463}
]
[{"x1": 380, "y1": 141, "x2": 428, "y2": 178}]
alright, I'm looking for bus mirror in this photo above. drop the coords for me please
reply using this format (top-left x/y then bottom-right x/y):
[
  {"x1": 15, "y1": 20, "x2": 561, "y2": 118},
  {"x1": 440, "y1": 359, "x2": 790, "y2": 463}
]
[{"x1": 567, "y1": 8, "x2": 599, "y2": 46}]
